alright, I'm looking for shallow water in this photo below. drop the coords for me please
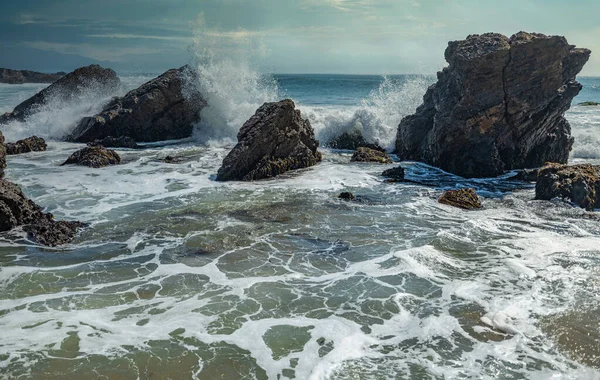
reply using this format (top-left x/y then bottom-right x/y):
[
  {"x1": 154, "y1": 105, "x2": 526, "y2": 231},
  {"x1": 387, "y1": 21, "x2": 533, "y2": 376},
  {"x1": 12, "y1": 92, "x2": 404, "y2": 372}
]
[{"x1": 0, "y1": 74, "x2": 599, "y2": 379}]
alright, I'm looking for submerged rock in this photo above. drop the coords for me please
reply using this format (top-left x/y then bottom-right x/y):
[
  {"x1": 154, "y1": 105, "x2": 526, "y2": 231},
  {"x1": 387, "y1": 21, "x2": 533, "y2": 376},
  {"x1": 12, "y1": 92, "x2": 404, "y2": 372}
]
[
  {"x1": 328, "y1": 128, "x2": 384, "y2": 151},
  {"x1": 579, "y1": 101, "x2": 600, "y2": 106},
  {"x1": 535, "y1": 163, "x2": 600, "y2": 210},
  {"x1": 396, "y1": 32, "x2": 590, "y2": 178},
  {"x1": 5, "y1": 136, "x2": 47, "y2": 155},
  {"x1": 61, "y1": 146, "x2": 120, "y2": 168},
  {"x1": 69, "y1": 65, "x2": 206, "y2": 143},
  {"x1": 439, "y1": 188, "x2": 482, "y2": 210},
  {"x1": 0, "y1": 178, "x2": 84, "y2": 245},
  {"x1": 0, "y1": 68, "x2": 64, "y2": 84},
  {"x1": 350, "y1": 147, "x2": 393, "y2": 164},
  {"x1": 338, "y1": 192, "x2": 355, "y2": 200},
  {"x1": 382, "y1": 166, "x2": 405, "y2": 180},
  {"x1": 216, "y1": 99, "x2": 322, "y2": 181},
  {"x1": 0, "y1": 65, "x2": 119, "y2": 124},
  {"x1": 87, "y1": 136, "x2": 140, "y2": 149}
]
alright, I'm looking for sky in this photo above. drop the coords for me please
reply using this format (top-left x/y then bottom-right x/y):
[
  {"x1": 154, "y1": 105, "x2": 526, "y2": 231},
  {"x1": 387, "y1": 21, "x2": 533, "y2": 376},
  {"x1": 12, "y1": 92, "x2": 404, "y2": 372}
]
[{"x1": 0, "y1": 0, "x2": 599, "y2": 75}]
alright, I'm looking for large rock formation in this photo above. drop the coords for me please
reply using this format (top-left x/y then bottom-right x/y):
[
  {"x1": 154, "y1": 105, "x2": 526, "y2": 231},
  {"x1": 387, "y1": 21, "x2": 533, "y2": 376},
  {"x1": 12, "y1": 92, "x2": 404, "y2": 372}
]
[
  {"x1": 396, "y1": 32, "x2": 590, "y2": 178},
  {"x1": 535, "y1": 163, "x2": 600, "y2": 210},
  {"x1": 0, "y1": 132, "x2": 6, "y2": 178},
  {"x1": 216, "y1": 99, "x2": 322, "y2": 181},
  {"x1": 61, "y1": 146, "x2": 120, "y2": 168},
  {"x1": 5, "y1": 136, "x2": 47, "y2": 155},
  {"x1": 68, "y1": 65, "x2": 205, "y2": 143},
  {"x1": 0, "y1": 65, "x2": 119, "y2": 124},
  {"x1": 0, "y1": 68, "x2": 65, "y2": 84}
]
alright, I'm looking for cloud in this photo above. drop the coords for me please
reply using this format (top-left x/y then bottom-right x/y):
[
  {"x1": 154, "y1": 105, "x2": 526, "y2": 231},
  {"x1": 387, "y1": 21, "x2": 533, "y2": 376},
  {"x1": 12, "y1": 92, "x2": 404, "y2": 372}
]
[
  {"x1": 25, "y1": 41, "x2": 162, "y2": 61},
  {"x1": 86, "y1": 33, "x2": 191, "y2": 42}
]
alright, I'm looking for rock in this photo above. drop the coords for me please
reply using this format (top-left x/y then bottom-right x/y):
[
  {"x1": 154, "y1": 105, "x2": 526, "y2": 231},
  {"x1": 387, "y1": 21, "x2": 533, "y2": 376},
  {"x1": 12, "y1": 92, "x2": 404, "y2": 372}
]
[
  {"x1": 439, "y1": 188, "x2": 482, "y2": 210},
  {"x1": 87, "y1": 136, "x2": 140, "y2": 149},
  {"x1": 0, "y1": 65, "x2": 119, "y2": 124},
  {"x1": 163, "y1": 155, "x2": 184, "y2": 164},
  {"x1": 216, "y1": 99, "x2": 322, "y2": 181},
  {"x1": 382, "y1": 166, "x2": 405, "y2": 180},
  {"x1": 0, "y1": 178, "x2": 84, "y2": 246},
  {"x1": 351, "y1": 147, "x2": 393, "y2": 164},
  {"x1": 396, "y1": 32, "x2": 590, "y2": 178},
  {"x1": 510, "y1": 168, "x2": 539, "y2": 182},
  {"x1": 61, "y1": 146, "x2": 120, "y2": 168},
  {"x1": 0, "y1": 132, "x2": 6, "y2": 178},
  {"x1": 0, "y1": 68, "x2": 64, "y2": 84},
  {"x1": 579, "y1": 101, "x2": 600, "y2": 106},
  {"x1": 328, "y1": 129, "x2": 385, "y2": 151},
  {"x1": 5, "y1": 136, "x2": 47, "y2": 155},
  {"x1": 535, "y1": 163, "x2": 600, "y2": 210},
  {"x1": 338, "y1": 192, "x2": 355, "y2": 200},
  {"x1": 68, "y1": 65, "x2": 206, "y2": 143}
]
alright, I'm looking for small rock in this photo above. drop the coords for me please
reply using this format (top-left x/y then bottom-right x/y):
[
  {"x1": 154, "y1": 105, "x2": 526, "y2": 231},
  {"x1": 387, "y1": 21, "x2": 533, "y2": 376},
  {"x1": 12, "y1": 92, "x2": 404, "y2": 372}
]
[
  {"x1": 87, "y1": 136, "x2": 140, "y2": 149},
  {"x1": 439, "y1": 188, "x2": 482, "y2": 210},
  {"x1": 338, "y1": 192, "x2": 355, "y2": 200},
  {"x1": 163, "y1": 155, "x2": 184, "y2": 164},
  {"x1": 382, "y1": 166, "x2": 405, "y2": 180},
  {"x1": 5, "y1": 136, "x2": 47, "y2": 155},
  {"x1": 535, "y1": 163, "x2": 600, "y2": 210},
  {"x1": 579, "y1": 101, "x2": 600, "y2": 106},
  {"x1": 351, "y1": 147, "x2": 393, "y2": 164},
  {"x1": 328, "y1": 129, "x2": 385, "y2": 151},
  {"x1": 61, "y1": 146, "x2": 120, "y2": 168}
]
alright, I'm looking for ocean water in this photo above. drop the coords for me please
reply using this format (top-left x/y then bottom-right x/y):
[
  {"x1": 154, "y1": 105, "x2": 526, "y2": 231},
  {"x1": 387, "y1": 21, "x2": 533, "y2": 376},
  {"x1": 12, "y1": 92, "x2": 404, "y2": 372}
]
[{"x1": 0, "y1": 69, "x2": 599, "y2": 380}]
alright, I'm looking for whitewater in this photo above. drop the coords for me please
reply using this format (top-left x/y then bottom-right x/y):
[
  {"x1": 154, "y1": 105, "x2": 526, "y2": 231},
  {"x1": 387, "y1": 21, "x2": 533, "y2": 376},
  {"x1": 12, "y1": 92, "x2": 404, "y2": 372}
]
[{"x1": 0, "y1": 60, "x2": 600, "y2": 379}]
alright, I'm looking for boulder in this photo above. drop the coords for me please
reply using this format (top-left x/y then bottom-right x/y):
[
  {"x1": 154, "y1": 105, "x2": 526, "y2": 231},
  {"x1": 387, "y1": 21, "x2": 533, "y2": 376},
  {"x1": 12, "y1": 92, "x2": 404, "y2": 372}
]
[
  {"x1": 328, "y1": 129, "x2": 385, "y2": 151},
  {"x1": 338, "y1": 192, "x2": 355, "y2": 200},
  {"x1": 396, "y1": 32, "x2": 590, "y2": 178},
  {"x1": 0, "y1": 65, "x2": 119, "y2": 124},
  {"x1": 351, "y1": 147, "x2": 393, "y2": 164},
  {"x1": 535, "y1": 163, "x2": 600, "y2": 210},
  {"x1": 68, "y1": 65, "x2": 206, "y2": 143},
  {"x1": 439, "y1": 188, "x2": 482, "y2": 210},
  {"x1": 5, "y1": 136, "x2": 47, "y2": 155},
  {"x1": 0, "y1": 178, "x2": 84, "y2": 246},
  {"x1": 216, "y1": 99, "x2": 322, "y2": 181},
  {"x1": 87, "y1": 136, "x2": 140, "y2": 149},
  {"x1": 382, "y1": 166, "x2": 405, "y2": 180},
  {"x1": 0, "y1": 68, "x2": 64, "y2": 84},
  {"x1": 61, "y1": 146, "x2": 120, "y2": 168}
]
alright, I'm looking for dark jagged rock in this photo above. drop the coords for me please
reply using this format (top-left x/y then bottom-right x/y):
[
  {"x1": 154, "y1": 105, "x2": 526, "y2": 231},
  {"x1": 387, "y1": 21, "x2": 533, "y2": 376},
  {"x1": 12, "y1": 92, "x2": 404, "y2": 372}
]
[
  {"x1": 439, "y1": 188, "x2": 482, "y2": 210},
  {"x1": 0, "y1": 65, "x2": 119, "y2": 124},
  {"x1": 535, "y1": 163, "x2": 600, "y2": 210},
  {"x1": 0, "y1": 178, "x2": 84, "y2": 246},
  {"x1": 396, "y1": 32, "x2": 590, "y2": 178},
  {"x1": 61, "y1": 146, "x2": 120, "y2": 168},
  {"x1": 338, "y1": 192, "x2": 355, "y2": 200},
  {"x1": 5, "y1": 136, "x2": 47, "y2": 155},
  {"x1": 163, "y1": 155, "x2": 184, "y2": 164},
  {"x1": 0, "y1": 68, "x2": 64, "y2": 84},
  {"x1": 510, "y1": 168, "x2": 539, "y2": 182},
  {"x1": 87, "y1": 136, "x2": 140, "y2": 149},
  {"x1": 351, "y1": 147, "x2": 393, "y2": 164},
  {"x1": 216, "y1": 99, "x2": 322, "y2": 181},
  {"x1": 0, "y1": 132, "x2": 6, "y2": 178},
  {"x1": 328, "y1": 128, "x2": 385, "y2": 151},
  {"x1": 382, "y1": 166, "x2": 405, "y2": 180},
  {"x1": 69, "y1": 65, "x2": 206, "y2": 143}
]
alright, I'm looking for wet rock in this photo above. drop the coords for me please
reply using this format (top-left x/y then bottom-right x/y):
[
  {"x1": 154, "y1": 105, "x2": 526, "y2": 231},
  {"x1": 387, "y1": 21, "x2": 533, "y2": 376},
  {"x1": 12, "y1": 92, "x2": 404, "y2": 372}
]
[
  {"x1": 69, "y1": 65, "x2": 206, "y2": 143},
  {"x1": 439, "y1": 188, "x2": 482, "y2": 210},
  {"x1": 509, "y1": 168, "x2": 539, "y2": 182},
  {"x1": 0, "y1": 132, "x2": 6, "y2": 178},
  {"x1": 87, "y1": 136, "x2": 140, "y2": 149},
  {"x1": 338, "y1": 192, "x2": 355, "y2": 200},
  {"x1": 0, "y1": 65, "x2": 119, "y2": 124},
  {"x1": 535, "y1": 163, "x2": 600, "y2": 210},
  {"x1": 0, "y1": 178, "x2": 84, "y2": 246},
  {"x1": 579, "y1": 101, "x2": 600, "y2": 106},
  {"x1": 216, "y1": 99, "x2": 322, "y2": 181},
  {"x1": 0, "y1": 68, "x2": 64, "y2": 84},
  {"x1": 382, "y1": 166, "x2": 405, "y2": 180},
  {"x1": 163, "y1": 155, "x2": 184, "y2": 164},
  {"x1": 61, "y1": 146, "x2": 120, "y2": 168},
  {"x1": 5, "y1": 136, "x2": 47, "y2": 155},
  {"x1": 396, "y1": 32, "x2": 590, "y2": 178},
  {"x1": 350, "y1": 147, "x2": 393, "y2": 164},
  {"x1": 328, "y1": 128, "x2": 385, "y2": 151}
]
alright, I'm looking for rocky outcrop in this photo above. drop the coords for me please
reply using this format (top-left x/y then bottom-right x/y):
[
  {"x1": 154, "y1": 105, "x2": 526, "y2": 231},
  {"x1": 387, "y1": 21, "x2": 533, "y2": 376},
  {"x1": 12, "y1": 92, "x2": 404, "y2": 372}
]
[
  {"x1": 382, "y1": 166, "x2": 405, "y2": 180},
  {"x1": 328, "y1": 129, "x2": 384, "y2": 151},
  {"x1": 0, "y1": 178, "x2": 84, "y2": 246},
  {"x1": 396, "y1": 32, "x2": 590, "y2": 178},
  {"x1": 61, "y1": 146, "x2": 120, "y2": 168},
  {"x1": 0, "y1": 68, "x2": 65, "y2": 84},
  {"x1": 68, "y1": 65, "x2": 205, "y2": 143},
  {"x1": 535, "y1": 163, "x2": 600, "y2": 210},
  {"x1": 87, "y1": 136, "x2": 140, "y2": 149},
  {"x1": 439, "y1": 188, "x2": 482, "y2": 210},
  {"x1": 0, "y1": 132, "x2": 6, "y2": 178},
  {"x1": 216, "y1": 99, "x2": 322, "y2": 181},
  {"x1": 350, "y1": 147, "x2": 393, "y2": 164},
  {"x1": 0, "y1": 65, "x2": 119, "y2": 124},
  {"x1": 5, "y1": 136, "x2": 47, "y2": 155}
]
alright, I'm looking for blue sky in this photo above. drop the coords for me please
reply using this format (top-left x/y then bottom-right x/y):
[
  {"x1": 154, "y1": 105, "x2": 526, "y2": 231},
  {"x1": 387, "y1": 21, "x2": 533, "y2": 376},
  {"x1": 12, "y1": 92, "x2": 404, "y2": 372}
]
[{"x1": 1, "y1": 0, "x2": 598, "y2": 75}]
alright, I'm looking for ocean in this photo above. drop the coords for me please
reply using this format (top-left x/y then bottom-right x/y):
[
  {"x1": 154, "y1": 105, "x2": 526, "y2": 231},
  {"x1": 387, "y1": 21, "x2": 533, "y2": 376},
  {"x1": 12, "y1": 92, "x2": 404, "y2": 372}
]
[{"x1": 0, "y1": 69, "x2": 599, "y2": 379}]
